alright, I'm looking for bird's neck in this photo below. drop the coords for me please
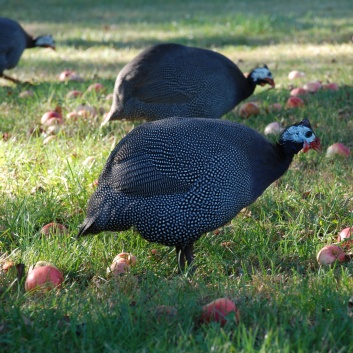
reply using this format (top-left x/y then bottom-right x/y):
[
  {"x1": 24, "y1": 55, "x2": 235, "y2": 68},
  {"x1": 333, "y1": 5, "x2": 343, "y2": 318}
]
[{"x1": 25, "y1": 34, "x2": 36, "y2": 49}]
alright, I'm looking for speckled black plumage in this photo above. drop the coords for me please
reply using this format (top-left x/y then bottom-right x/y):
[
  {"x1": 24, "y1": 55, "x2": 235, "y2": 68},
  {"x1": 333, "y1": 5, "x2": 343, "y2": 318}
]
[
  {"x1": 78, "y1": 117, "x2": 320, "y2": 269},
  {"x1": 102, "y1": 43, "x2": 274, "y2": 124},
  {"x1": 0, "y1": 17, "x2": 55, "y2": 84}
]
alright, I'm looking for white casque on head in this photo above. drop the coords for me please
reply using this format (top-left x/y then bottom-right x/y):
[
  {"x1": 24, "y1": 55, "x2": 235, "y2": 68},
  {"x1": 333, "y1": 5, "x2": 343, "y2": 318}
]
[
  {"x1": 281, "y1": 125, "x2": 316, "y2": 144},
  {"x1": 250, "y1": 67, "x2": 273, "y2": 82},
  {"x1": 35, "y1": 35, "x2": 55, "y2": 48}
]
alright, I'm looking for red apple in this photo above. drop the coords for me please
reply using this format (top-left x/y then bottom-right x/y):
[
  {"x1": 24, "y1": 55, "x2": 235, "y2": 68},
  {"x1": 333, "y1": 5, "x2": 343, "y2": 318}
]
[
  {"x1": 264, "y1": 122, "x2": 284, "y2": 135},
  {"x1": 41, "y1": 111, "x2": 63, "y2": 126},
  {"x1": 200, "y1": 298, "x2": 240, "y2": 326},
  {"x1": 40, "y1": 222, "x2": 68, "y2": 236},
  {"x1": 286, "y1": 96, "x2": 304, "y2": 108},
  {"x1": 290, "y1": 87, "x2": 308, "y2": 97},
  {"x1": 87, "y1": 83, "x2": 105, "y2": 93},
  {"x1": 337, "y1": 227, "x2": 353, "y2": 250},
  {"x1": 59, "y1": 70, "x2": 83, "y2": 82},
  {"x1": 326, "y1": 143, "x2": 350, "y2": 158},
  {"x1": 25, "y1": 265, "x2": 64, "y2": 292},
  {"x1": 288, "y1": 70, "x2": 305, "y2": 80},
  {"x1": 303, "y1": 81, "x2": 322, "y2": 93},
  {"x1": 338, "y1": 227, "x2": 353, "y2": 241},
  {"x1": 66, "y1": 111, "x2": 79, "y2": 120},
  {"x1": 239, "y1": 102, "x2": 260, "y2": 118},
  {"x1": 66, "y1": 90, "x2": 83, "y2": 98},
  {"x1": 322, "y1": 83, "x2": 339, "y2": 91},
  {"x1": 271, "y1": 103, "x2": 282, "y2": 111},
  {"x1": 316, "y1": 245, "x2": 347, "y2": 265}
]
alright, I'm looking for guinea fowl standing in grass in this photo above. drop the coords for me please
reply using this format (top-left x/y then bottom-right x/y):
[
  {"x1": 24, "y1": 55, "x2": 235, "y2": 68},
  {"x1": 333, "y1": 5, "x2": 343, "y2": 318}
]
[
  {"x1": 102, "y1": 43, "x2": 275, "y2": 125},
  {"x1": 0, "y1": 17, "x2": 55, "y2": 84},
  {"x1": 78, "y1": 118, "x2": 321, "y2": 270}
]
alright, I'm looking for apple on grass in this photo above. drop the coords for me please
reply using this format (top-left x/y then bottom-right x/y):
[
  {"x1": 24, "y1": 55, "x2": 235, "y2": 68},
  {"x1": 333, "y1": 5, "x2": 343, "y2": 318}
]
[
  {"x1": 316, "y1": 245, "x2": 347, "y2": 265},
  {"x1": 326, "y1": 143, "x2": 350, "y2": 158},
  {"x1": 40, "y1": 222, "x2": 68, "y2": 236},
  {"x1": 200, "y1": 298, "x2": 240, "y2": 326},
  {"x1": 41, "y1": 111, "x2": 63, "y2": 126},
  {"x1": 337, "y1": 227, "x2": 353, "y2": 250},
  {"x1": 288, "y1": 70, "x2": 305, "y2": 80},
  {"x1": 290, "y1": 88, "x2": 308, "y2": 97},
  {"x1": 238, "y1": 102, "x2": 260, "y2": 118},
  {"x1": 286, "y1": 96, "x2": 304, "y2": 108},
  {"x1": 25, "y1": 265, "x2": 64, "y2": 292}
]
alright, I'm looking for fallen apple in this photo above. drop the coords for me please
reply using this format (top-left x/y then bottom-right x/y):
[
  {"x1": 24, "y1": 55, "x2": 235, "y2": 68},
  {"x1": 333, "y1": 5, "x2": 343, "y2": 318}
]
[
  {"x1": 290, "y1": 87, "x2": 308, "y2": 97},
  {"x1": 107, "y1": 260, "x2": 130, "y2": 276},
  {"x1": 239, "y1": 102, "x2": 260, "y2": 118},
  {"x1": 200, "y1": 298, "x2": 240, "y2": 326},
  {"x1": 40, "y1": 222, "x2": 68, "y2": 236},
  {"x1": 59, "y1": 70, "x2": 83, "y2": 82},
  {"x1": 326, "y1": 143, "x2": 350, "y2": 158},
  {"x1": 66, "y1": 90, "x2": 83, "y2": 98},
  {"x1": 303, "y1": 81, "x2": 322, "y2": 93},
  {"x1": 316, "y1": 245, "x2": 347, "y2": 265},
  {"x1": 41, "y1": 111, "x2": 63, "y2": 126},
  {"x1": 264, "y1": 122, "x2": 284, "y2": 135},
  {"x1": 286, "y1": 96, "x2": 304, "y2": 108},
  {"x1": 43, "y1": 135, "x2": 56, "y2": 145},
  {"x1": 28, "y1": 261, "x2": 58, "y2": 273},
  {"x1": 87, "y1": 83, "x2": 105, "y2": 93},
  {"x1": 66, "y1": 111, "x2": 79, "y2": 120},
  {"x1": 271, "y1": 103, "x2": 282, "y2": 111},
  {"x1": 25, "y1": 265, "x2": 64, "y2": 292},
  {"x1": 288, "y1": 70, "x2": 305, "y2": 80},
  {"x1": 338, "y1": 227, "x2": 353, "y2": 242},
  {"x1": 322, "y1": 83, "x2": 339, "y2": 91},
  {"x1": 113, "y1": 252, "x2": 137, "y2": 266}
]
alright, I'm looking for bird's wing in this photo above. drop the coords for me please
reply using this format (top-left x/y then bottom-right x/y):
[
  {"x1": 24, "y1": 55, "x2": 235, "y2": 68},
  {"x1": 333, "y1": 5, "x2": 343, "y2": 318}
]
[
  {"x1": 100, "y1": 149, "x2": 196, "y2": 196},
  {"x1": 133, "y1": 77, "x2": 192, "y2": 104}
]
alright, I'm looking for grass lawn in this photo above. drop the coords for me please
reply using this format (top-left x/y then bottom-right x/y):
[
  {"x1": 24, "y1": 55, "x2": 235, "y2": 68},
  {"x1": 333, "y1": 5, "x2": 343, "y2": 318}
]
[{"x1": 1, "y1": 0, "x2": 353, "y2": 352}]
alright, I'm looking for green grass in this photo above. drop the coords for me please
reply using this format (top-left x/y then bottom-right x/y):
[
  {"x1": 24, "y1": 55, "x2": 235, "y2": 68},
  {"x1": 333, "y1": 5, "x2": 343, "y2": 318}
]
[{"x1": 1, "y1": 0, "x2": 353, "y2": 352}]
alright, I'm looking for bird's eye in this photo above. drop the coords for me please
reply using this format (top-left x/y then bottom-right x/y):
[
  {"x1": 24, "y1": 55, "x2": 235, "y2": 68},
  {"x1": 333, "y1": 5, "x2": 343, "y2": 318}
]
[{"x1": 305, "y1": 131, "x2": 313, "y2": 138}]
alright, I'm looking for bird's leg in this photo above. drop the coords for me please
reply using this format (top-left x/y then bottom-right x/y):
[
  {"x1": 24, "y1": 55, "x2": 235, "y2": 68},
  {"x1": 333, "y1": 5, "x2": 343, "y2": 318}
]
[
  {"x1": 175, "y1": 243, "x2": 195, "y2": 273},
  {"x1": 1, "y1": 73, "x2": 32, "y2": 85},
  {"x1": 175, "y1": 245, "x2": 186, "y2": 272}
]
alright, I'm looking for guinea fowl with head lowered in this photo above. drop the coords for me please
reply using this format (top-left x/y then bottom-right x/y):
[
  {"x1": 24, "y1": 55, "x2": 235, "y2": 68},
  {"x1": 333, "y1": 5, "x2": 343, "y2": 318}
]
[
  {"x1": 78, "y1": 118, "x2": 321, "y2": 270},
  {"x1": 0, "y1": 17, "x2": 55, "y2": 84},
  {"x1": 102, "y1": 43, "x2": 274, "y2": 125}
]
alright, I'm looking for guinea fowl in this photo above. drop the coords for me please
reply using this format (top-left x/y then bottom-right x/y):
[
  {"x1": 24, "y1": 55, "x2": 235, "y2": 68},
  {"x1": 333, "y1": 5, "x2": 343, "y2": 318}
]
[
  {"x1": 78, "y1": 117, "x2": 320, "y2": 270},
  {"x1": 0, "y1": 17, "x2": 55, "y2": 84},
  {"x1": 102, "y1": 43, "x2": 275, "y2": 125}
]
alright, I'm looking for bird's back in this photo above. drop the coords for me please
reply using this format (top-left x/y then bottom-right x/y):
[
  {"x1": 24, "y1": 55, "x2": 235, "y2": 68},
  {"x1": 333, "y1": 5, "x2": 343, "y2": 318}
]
[
  {"x1": 0, "y1": 18, "x2": 28, "y2": 71},
  {"x1": 107, "y1": 43, "x2": 249, "y2": 121}
]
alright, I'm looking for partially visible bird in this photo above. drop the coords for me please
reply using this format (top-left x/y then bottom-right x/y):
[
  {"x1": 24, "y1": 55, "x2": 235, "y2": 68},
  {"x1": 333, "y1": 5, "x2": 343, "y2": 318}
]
[
  {"x1": 0, "y1": 17, "x2": 55, "y2": 84},
  {"x1": 78, "y1": 117, "x2": 320, "y2": 271},
  {"x1": 102, "y1": 43, "x2": 275, "y2": 125}
]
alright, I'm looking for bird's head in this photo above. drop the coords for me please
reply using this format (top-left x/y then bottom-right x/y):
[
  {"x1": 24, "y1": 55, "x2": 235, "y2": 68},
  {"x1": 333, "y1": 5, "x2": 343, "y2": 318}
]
[
  {"x1": 34, "y1": 35, "x2": 55, "y2": 50},
  {"x1": 249, "y1": 65, "x2": 275, "y2": 88},
  {"x1": 279, "y1": 119, "x2": 321, "y2": 154}
]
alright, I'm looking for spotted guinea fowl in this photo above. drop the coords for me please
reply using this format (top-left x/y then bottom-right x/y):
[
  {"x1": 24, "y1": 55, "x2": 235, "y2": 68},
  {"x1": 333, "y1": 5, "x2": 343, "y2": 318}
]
[
  {"x1": 78, "y1": 117, "x2": 320, "y2": 270},
  {"x1": 0, "y1": 17, "x2": 55, "y2": 84},
  {"x1": 102, "y1": 43, "x2": 274, "y2": 125}
]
